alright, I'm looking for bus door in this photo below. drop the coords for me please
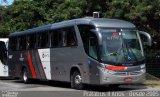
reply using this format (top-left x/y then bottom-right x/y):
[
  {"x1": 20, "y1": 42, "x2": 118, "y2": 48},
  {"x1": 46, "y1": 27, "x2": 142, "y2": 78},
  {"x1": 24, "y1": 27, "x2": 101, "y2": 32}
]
[{"x1": 0, "y1": 41, "x2": 8, "y2": 77}]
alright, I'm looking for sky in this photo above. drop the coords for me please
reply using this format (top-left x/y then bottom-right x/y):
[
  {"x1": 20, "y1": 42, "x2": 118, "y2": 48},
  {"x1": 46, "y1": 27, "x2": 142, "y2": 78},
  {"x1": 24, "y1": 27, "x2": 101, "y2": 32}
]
[
  {"x1": 7, "y1": 0, "x2": 14, "y2": 5},
  {"x1": 0, "y1": 0, "x2": 14, "y2": 5}
]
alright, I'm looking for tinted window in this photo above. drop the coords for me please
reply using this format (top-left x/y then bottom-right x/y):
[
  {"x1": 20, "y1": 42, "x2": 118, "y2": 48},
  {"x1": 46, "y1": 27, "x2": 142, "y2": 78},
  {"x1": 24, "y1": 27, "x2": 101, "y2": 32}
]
[
  {"x1": 19, "y1": 36, "x2": 26, "y2": 50},
  {"x1": 29, "y1": 34, "x2": 36, "y2": 49},
  {"x1": 26, "y1": 34, "x2": 36, "y2": 49},
  {"x1": 78, "y1": 25, "x2": 98, "y2": 60},
  {"x1": 9, "y1": 37, "x2": 17, "y2": 50},
  {"x1": 41, "y1": 32, "x2": 49, "y2": 48},
  {"x1": 89, "y1": 33, "x2": 98, "y2": 59},
  {"x1": 77, "y1": 25, "x2": 94, "y2": 53},
  {"x1": 36, "y1": 32, "x2": 49, "y2": 48},
  {"x1": 51, "y1": 27, "x2": 77, "y2": 48},
  {"x1": 36, "y1": 33, "x2": 41, "y2": 48}
]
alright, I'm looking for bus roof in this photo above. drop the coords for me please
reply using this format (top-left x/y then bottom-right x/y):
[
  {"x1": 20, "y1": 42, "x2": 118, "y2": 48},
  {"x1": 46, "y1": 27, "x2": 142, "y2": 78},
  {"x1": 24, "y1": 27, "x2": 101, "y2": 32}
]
[{"x1": 9, "y1": 18, "x2": 136, "y2": 37}]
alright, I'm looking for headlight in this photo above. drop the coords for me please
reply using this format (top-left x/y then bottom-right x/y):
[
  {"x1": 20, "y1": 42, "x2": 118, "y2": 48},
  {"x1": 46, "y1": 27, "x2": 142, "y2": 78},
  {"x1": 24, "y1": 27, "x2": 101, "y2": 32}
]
[
  {"x1": 140, "y1": 69, "x2": 146, "y2": 73},
  {"x1": 140, "y1": 64, "x2": 145, "y2": 69}
]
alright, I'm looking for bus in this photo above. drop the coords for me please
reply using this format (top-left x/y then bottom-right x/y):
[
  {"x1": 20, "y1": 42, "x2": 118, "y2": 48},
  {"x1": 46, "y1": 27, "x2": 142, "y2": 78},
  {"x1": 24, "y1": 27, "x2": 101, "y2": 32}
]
[
  {"x1": 0, "y1": 38, "x2": 8, "y2": 77},
  {"x1": 8, "y1": 18, "x2": 152, "y2": 89}
]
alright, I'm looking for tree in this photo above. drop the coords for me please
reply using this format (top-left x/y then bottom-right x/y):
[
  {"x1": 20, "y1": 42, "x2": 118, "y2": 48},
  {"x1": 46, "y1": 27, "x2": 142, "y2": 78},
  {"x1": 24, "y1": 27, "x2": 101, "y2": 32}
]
[
  {"x1": 103, "y1": 0, "x2": 160, "y2": 33},
  {"x1": 0, "y1": 0, "x2": 159, "y2": 39}
]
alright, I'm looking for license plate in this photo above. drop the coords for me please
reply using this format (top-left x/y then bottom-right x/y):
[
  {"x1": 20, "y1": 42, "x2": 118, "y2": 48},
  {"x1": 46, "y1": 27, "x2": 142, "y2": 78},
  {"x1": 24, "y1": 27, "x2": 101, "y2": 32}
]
[{"x1": 124, "y1": 77, "x2": 133, "y2": 82}]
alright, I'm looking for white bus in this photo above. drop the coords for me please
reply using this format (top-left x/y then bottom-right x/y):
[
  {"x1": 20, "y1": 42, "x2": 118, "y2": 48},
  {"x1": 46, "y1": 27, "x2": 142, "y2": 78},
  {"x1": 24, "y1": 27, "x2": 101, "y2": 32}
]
[{"x1": 0, "y1": 38, "x2": 8, "y2": 77}]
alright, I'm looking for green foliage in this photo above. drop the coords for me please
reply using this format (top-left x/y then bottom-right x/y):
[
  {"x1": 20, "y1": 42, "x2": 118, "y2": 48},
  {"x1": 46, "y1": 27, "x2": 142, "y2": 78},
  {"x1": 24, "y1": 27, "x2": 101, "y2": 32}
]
[
  {"x1": 48, "y1": 0, "x2": 87, "y2": 22},
  {"x1": 103, "y1": 0, "x2": 160, "y2": 32},
  {"x1": 0, "y1": 0, "x2": 159, "y2": 40}
]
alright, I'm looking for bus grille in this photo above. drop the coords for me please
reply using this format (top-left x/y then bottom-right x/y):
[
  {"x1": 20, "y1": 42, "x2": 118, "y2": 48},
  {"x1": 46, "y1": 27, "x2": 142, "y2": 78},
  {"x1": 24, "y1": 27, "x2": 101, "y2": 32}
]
[
  {"x1": 113, "y1": 71, "x2": 142, "y2": 76},
  {"x1": 130, "y1": 71, "x2": 141, "y2": 75},
  {"x1": 114, "y1": 72, "x2": 127, "y2": 76}
]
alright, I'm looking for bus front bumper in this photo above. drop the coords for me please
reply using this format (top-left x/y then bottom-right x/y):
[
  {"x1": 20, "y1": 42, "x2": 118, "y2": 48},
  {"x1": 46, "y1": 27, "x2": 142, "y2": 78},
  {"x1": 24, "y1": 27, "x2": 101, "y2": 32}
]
[{"x1": 99, "y1": 68, "x2": 146, "y2": 85}]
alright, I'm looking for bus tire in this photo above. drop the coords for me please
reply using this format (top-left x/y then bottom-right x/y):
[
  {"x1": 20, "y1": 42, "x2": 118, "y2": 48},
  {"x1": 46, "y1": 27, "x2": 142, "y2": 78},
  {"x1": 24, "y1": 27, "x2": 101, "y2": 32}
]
[
  {"x1": 71, "y1": 71, "x2": 84, "y2": 90},
  {"x1": 22, "y1": 68, "x2": 30, "y2": 84}
]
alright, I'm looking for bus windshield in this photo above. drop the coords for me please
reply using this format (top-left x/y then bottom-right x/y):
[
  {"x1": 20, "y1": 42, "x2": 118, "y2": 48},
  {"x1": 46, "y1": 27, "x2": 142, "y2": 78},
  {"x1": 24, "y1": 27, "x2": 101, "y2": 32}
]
[{"x1": 100, "y1": 29, "x2": 144, "y2": 64}]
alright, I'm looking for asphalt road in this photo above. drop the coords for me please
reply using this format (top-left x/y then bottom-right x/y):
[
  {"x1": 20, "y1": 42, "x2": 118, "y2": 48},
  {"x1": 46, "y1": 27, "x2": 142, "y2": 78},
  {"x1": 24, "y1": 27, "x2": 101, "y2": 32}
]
[{"x1": 0, "y1": 79, "x2": 160, "y2": 97}]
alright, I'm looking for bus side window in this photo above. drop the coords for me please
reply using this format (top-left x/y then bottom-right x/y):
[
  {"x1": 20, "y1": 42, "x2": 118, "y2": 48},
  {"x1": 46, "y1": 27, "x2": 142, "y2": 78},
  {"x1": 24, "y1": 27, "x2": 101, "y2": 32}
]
[
  {"x1": 36, "y1": 33, "x2": 42, "y2": 48},
  {"x1": 9, "y1": 37, "x2": 17, "y2": 51},
  {"x1": 17, "y1": 37, "x2": 20, "y2": 50},
  {"x1": 51, "y1": 30, "x2": 59, "y2": 48},
  {"x1": 19, "y1": 36, "x2": 26, "y2": 50},
  {"x1": 29, "y1": 34, "x2": 36, "y2": 49},
  {"x1": 41, "y1": 32, "x2": 49, "y2": 48},
  {"x1": 35, "y1": 31, "x2": 50, "y2": 49},
  {"x1": 57, "y1": 30, "x2": 64, "y2": 47},
  {"x1": 51, "y1": 27, "x2": 77, "y2": 48},
  {"x1": 66, "y1": 27, "x2": 77, "y2": 46},
  {"x1": 89, "y1": 33, "x2": 98, "y2": 60},
  {"x1": 26, "y1": 36, "x2": 30, "y2": 49},
  {"x1": 60, "y1": 27, "x2": 77, "y2": 47},
  {"x1": 23, "y1": 36, "x2": 26, "y2": 50},
  {"x1": 77, "y1": 25, "x2": 95, "y2": 55}
]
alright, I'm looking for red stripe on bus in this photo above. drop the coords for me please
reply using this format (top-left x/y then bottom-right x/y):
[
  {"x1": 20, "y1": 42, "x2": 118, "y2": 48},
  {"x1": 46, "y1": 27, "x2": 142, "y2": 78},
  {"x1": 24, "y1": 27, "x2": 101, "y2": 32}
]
[{"x1": 28, "y1": 51, "x2": 36, "y2": 78}]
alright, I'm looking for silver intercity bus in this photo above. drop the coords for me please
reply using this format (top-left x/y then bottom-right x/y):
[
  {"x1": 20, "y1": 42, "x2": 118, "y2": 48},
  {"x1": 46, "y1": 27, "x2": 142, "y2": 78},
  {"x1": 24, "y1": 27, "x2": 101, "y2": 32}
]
[{"x1": 8, "y1": 18, "x2": 152, "y2": 89}]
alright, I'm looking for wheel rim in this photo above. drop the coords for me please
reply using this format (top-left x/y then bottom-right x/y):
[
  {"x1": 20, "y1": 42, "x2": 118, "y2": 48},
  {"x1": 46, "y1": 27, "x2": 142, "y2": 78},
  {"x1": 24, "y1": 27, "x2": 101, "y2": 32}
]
[
  {"x1": 23, "y1": 71, "x2": 27, "y2": 82},
  {"x1": 74, "y1": 75, "x2": 82, "y2": 84}
]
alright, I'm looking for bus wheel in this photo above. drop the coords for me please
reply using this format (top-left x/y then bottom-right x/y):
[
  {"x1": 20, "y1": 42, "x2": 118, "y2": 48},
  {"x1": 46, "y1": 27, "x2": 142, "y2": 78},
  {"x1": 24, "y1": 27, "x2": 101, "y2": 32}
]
[
  {"x1": 71, "y1": 71, "x2": 84, "y2": 90},
  {"x1": 22, "y1": 69, "x2": 30, "y2": 84}
]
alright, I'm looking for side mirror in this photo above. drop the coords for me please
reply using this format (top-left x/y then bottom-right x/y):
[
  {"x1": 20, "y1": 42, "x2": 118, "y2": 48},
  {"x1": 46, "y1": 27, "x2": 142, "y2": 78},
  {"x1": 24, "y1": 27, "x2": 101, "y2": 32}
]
[{"x1": 139, "y1": 31, "x2": 152, "y2": 46}]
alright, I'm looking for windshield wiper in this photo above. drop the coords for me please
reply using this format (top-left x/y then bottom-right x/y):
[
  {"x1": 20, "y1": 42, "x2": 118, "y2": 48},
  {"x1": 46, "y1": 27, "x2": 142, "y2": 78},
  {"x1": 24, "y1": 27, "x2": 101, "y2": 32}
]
[
  {"x1": 112, "y1": 36, "x2": 125, "y2": 65},
  {"x1": 121, "y1": 33, "x2": 138, "y2": 62},
  {"x1": 121, "y1": 38, "x2": 129, "y2": 62}
]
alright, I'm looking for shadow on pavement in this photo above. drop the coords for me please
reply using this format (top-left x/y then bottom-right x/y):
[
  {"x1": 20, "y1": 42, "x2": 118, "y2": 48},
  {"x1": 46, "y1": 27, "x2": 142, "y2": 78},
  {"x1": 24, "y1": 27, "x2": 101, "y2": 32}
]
[{"x1": 12, "y1": 79, "x2": 147, "y2": 92}]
